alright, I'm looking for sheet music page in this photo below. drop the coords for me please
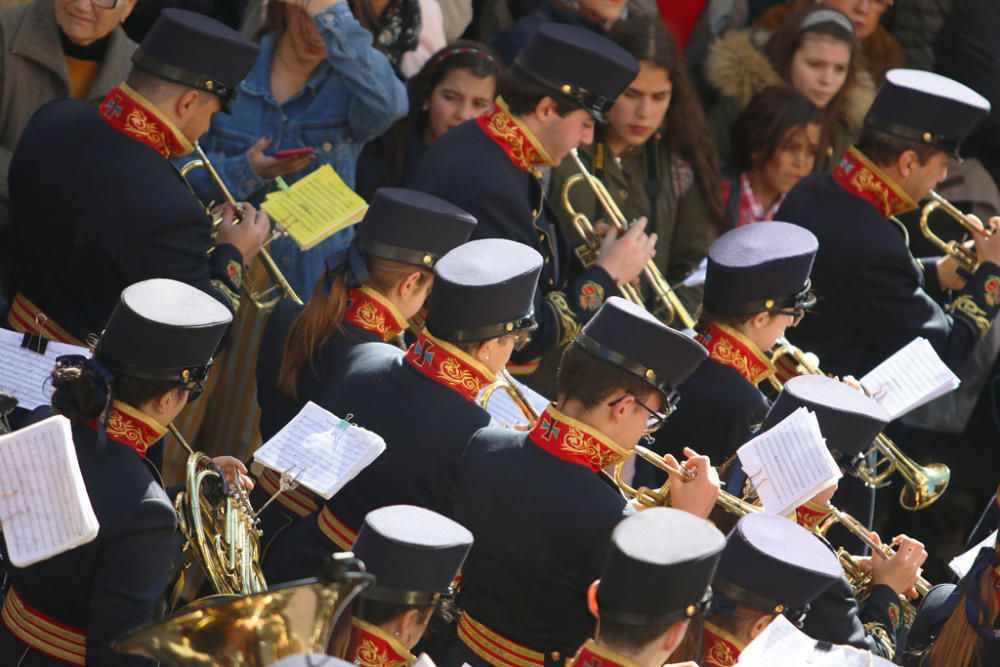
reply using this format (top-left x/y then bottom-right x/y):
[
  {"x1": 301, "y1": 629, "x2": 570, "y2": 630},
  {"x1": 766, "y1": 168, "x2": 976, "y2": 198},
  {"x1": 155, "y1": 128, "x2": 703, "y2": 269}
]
[
  {"x1": 254, "y1": 401, "x2": 386, "y2": 499},
  {"x1": 736, "y1": 615, "x2": 892, "y2": 666},
  {"x1": 0, "y1": 329, "x2": 89, "y2": 410},
  {"x1": 860, "y1": 337, "x2": 960, "y2": 419},
  {"x1": 0, "y1": 415, "x2": 99, "y2": 567},
  {"x1": 480, "y1": 377, "x2": 550, "y2": 430},
  {"x1": 682, "y1": 257, "x2": 707, "y2": 287},
  {"x1": 950, "y1": 529, "x2": 998, "y2": 578},
  {"x1": 737, "y1": 408, "x2": 842, "y2": 516}
]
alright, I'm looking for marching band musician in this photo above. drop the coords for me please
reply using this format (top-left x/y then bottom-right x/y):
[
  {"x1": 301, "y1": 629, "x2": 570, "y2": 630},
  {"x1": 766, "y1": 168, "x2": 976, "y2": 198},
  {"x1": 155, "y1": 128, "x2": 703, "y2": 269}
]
[
  {"x1": 568, "y1": 507, "x2": 726, "y2": 667},
  {"x1": 759, "y1": 375, "x2": 928, "y2": 658},
  {"x1": 339, "y1": 505, "x2": 473, "y2": 667},
  {"x1": 8, "y1": 9, "x2": 269, "y2": 346},
  {"x1": 777, "y1": 69, "x2": 1000, "y2": 378},
  {"x1": 670, "y1": 513, "x2": 842, "y2": 666},
  {"x1": 635, "y1": 221, "x2": 818, "y2": 488},
  {"x1": 408, "y1": 24, "x2": 655, "y2": 377},
  {"x1": 252, "y1": 189, "x2": 475, "y2": 546},
  {"x1": 0, "y1": 278, "x2": 244, "y2": 666},
  {"x1": 433, "y1": 296, "x2": 719, "y2": 667},
  {"x1": 261, "y1": 238, "x2": 541, "y2": 582}
]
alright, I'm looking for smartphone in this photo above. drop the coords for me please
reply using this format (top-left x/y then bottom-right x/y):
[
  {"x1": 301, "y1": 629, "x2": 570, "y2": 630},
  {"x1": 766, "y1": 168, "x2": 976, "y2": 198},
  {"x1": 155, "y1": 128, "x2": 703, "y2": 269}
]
[{"x1": 274, "y1": 147, "x2": 315, "y2": 158}]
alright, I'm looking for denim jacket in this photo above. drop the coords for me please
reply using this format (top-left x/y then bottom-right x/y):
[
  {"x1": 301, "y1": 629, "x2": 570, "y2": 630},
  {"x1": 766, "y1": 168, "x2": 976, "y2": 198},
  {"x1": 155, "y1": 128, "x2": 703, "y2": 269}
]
[{"x1": 191, "y1": 2, "x2": 408, "y2": 298}]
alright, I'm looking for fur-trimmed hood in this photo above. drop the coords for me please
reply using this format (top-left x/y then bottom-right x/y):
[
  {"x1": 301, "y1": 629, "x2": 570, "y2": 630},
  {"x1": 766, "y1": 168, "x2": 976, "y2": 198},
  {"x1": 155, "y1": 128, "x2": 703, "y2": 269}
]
[{"x1": 705, "y1": 28, "x2": 875, "y2": 131}]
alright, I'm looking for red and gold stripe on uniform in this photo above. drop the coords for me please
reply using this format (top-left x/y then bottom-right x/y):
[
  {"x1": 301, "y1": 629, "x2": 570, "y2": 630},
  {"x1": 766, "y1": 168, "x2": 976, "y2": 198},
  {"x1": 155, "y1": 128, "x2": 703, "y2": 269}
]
[
  {"x1": 1, "y1": 588, "x2": 86, "y2": 665},
  {"x1": 7, "y1": 293, "x2": 84, "y2": 346},
  {"x1": 317, "y1": 506, "x2": 358, "y2": 551},
  {"x1": 257, "y1": 467, "x2": 319, "y2": 517},
  {"x1": 457, "y1": 611, "x2": 545, "y2": 667}
]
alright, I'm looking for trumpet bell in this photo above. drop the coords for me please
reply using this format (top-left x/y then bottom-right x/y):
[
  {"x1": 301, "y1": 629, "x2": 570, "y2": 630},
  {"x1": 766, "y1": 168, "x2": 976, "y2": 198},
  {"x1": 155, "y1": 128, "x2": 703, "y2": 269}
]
[
  {"x1": 900, "y1": 462, "x2": 950, "y2": 511},
  {"x1": 114, "y1": 573, "x2": 371, "y2": 666}
]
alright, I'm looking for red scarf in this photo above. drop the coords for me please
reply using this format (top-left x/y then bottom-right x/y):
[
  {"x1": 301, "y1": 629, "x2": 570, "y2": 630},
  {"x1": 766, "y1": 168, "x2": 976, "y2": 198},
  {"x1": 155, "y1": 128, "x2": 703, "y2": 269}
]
[
  {"x1": 528, "y1": 404, "x2": 630, "y2": 472},
  {"x1": 404, "y1": 331, "x2": 496, "y2": 402},
  {"x1": 99, "y1": 84, "x2": 194, "y2": 158},
  {"x1": 697, "y1": 323, "x2": 775, "y2": 386},
  {"x1": 567, "y1": 639, "x2": 641, "y2": 667},
  {"x1": 347, "y1": 618, "x2": 415, "y2": 667},
  {"x1": 85, "y1": 401, "x2": 167, "y2": 458},
  {"x1": 702, "y1": 622, "x2": 746, "y2": 667},
  {"x1": 477, "y1": 98, "x2": 554, "y2": 171},
  {"x1": 832, "y1": 147, "x2": 918, "y2": 219},
  {"x1": 345, "y1": 285, "x2": 407, "y2": 342}
]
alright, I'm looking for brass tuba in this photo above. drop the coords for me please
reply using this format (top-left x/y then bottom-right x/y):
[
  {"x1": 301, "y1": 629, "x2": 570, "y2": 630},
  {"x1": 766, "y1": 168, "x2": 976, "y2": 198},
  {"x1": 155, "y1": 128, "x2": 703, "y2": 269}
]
[
  {"x1": 918, "y1": 190, "x2": 992, "y2": 276},
  {"x1": 170, "y1": 425, "x2": 266, "y2": 596},
  {"x1": 180, "y1": 142, "x2": 304, "y2": 312},
  {"x1": 766, "y1": 338, "x2": 950, "y2": 511},
  {"x1": 560, "y1": 149, "x2": 695, "y2": 329},
  {"x1": 114, "y1": 553, "x2": 374, "y2": 667},
  {"x1": 611, "y1": 444, "x2": 762, "y2": 517},
  {"x1": 477, "y1": 369, "x2": 541, "y2": 426}
]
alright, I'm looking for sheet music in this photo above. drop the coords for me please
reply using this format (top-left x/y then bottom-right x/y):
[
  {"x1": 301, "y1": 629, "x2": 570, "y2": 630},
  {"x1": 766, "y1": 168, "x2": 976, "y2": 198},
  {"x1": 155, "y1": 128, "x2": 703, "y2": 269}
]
[
  {"x1": 480, "y1": 377, "x2": 550, "y2": 430},
  {"x1": 737, "y1": 408, "x2": 842, "y2": 516},
  {"x1": 0, "y1": 415, "x2": 99, "y2": 567},
  {"x1": 860, "y1": 337, "x2": 960, "y2": 419},
  {"x1": 254, "y1": 401, "x2": 386, "y2": 499},
  {"x1": 736, "y1": 615, "x2": 893, "y2": 666},
  {"x1": 950, "y1": 529, "x2": 998, "y2": 578},
  {"x1": 0, "y1": 328, "x2": 89, "y2": 410}
]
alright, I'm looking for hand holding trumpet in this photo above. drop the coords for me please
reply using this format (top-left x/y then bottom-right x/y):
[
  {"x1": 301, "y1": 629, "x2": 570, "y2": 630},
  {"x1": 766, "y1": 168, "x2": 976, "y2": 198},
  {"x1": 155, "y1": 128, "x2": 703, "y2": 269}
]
[{"x1": 659, "y1": 447, "x2": 721, "y2": 520}]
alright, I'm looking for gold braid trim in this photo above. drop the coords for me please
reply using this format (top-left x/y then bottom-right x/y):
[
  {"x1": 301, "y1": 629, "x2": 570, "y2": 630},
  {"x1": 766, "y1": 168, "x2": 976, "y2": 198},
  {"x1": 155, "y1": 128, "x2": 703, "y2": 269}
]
[
  {"x1": 545, "y1": 291, "x2": 581, "y2": 348},
  {"x1": 210, "y1": 278, "x2": 241, "y2": 313},
  {"x1": 949, "y1": 295, "x2": 991, "y2": 338},
  {"x1": 863, "y1": 622, "x2": 895, "y2": 660}
]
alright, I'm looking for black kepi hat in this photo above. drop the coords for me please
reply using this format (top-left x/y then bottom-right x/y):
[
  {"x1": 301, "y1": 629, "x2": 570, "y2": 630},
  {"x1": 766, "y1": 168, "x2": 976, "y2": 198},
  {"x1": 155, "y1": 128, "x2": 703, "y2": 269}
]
[
  {"x1": 132, "y1": 9, "x2": 259, "y2": 111},
  {"x1": 576, "y1": 296, "x2": 707, "y2": 409},
  {"x1": 703, "y1": 221, "x2": 818, "y2": 316},
  {"x1": 354, "y1": 188, "x2": 477, "y2": 269},
  {"x1": 425, "y1": 239, "x2": 541, "y2": 343},
  {"x1": 95, "y1": 278, "x2": 232, "y2": 386},
  {"x1": 763, "y1": 375, "x2": 891, "y2": 461},
  {"x1": 597, "y1": 507, "x2": 725, "y2": 625},
  {"x1": 714, "y1": 514, "x2": 841, "y2": 615},
  {"x1": 512, "y1": 23, "x2": 639, "y2": 121},
  {"x1": 352, "y1": 505, "x2": 473, "y2": 606},
  {"x1": 865, "y1": 69, "x2": 990, "y2": 157}
]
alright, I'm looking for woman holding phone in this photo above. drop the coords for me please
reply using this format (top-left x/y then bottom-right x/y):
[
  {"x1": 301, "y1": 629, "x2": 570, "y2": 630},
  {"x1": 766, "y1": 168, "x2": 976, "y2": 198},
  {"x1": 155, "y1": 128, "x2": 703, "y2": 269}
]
[{"x1": 194, "y1": 0, "x2": 407, "y2": 300}]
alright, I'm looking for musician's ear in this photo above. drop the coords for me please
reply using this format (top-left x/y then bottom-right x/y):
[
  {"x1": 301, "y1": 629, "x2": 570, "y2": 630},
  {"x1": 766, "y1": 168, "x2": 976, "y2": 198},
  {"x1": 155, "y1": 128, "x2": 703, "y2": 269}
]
[
  {"x1": 747, "y1": 311, "x2": 772, "y2": 330},
  {"x1": 586, "y1": 580, "x2": 600, "y2": 618},
  {"x1": 897, "y1": 149, "x2": 920, "y2": 179},
  {"x1": 747, "y1": 613, "x2": 774, "y2": 641}
]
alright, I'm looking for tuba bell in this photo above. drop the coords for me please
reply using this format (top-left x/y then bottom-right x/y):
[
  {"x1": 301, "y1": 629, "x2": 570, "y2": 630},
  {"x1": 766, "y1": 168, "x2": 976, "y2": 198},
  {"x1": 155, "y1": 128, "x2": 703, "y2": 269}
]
[
  {"x1": 766, "y1": 338, "x2": 950, "y2": 511},
  {"x1": 918, "y1": 190, "x2": 992, "y2": 276},
  {"x1": 180, "y1": 142, "x2": 304, "y2": 312},
  {"x1": 560, "y1": 149, "x2": 695, "y2": 329}
]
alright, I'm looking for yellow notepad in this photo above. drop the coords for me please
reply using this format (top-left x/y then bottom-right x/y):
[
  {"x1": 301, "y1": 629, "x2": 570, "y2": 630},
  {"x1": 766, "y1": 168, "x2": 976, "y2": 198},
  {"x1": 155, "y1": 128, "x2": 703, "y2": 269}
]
[{"x1": 261, "y1": 164, "x2": 368, "y2": 250}]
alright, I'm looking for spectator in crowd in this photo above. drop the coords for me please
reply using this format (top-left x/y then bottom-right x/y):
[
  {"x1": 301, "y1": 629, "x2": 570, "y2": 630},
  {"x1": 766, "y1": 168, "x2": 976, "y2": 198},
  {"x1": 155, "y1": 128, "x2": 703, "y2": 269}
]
[
  {"x1": 550, "y1": 16, "x2": 724, "y2": 316},
  {"x1": 754, "y1": 0, "x2": 903, "y2": 83},
  {"x1": 723, "y1": 85, "x2": 821, "y2": 228},
  {"x1": 356, "y1": 41, "x2": 499, "y2": 200},
  {"x1": 348, "y1": 0, "x2": 424, "y2": 75},
  {"x1": 706, "y1": 5, "x2": 873, "y2": 171},
  {"x1": 399, "y1": 0, "x2": 445, "y2": 77},
  {"x1": 194, "y1": 0, "x2": 407, "y2": 300},
  {"x1": 882, "y1": 0, "x2": 953, "y2": 72}
]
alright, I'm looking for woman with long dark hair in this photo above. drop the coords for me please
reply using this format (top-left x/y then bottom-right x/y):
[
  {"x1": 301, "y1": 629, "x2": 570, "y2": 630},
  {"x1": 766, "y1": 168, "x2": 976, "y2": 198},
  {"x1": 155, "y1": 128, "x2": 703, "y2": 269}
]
[
  {"x1": 356, "y1": 41, "x2": 499, "y2": 201},
  {"x1": 549, "y1": 15, "x2": 725, "y2": 316}
]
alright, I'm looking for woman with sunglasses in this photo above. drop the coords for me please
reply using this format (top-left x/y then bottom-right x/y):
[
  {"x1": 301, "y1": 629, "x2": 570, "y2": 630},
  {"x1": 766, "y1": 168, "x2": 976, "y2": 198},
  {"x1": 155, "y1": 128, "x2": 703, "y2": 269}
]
[
  {"x1": 0, "y1": 278, "x2": 248, "y2": 667},
  {"x1": 634, "y1": 221, "x2": 818, "y2": 490}
]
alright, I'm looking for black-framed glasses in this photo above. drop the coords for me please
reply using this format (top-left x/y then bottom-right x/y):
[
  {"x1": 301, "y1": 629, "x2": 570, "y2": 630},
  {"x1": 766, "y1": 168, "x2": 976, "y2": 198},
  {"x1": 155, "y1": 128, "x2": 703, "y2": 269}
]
[
  {"x1": 607, "y1": 394, "x2": 671, "y2": 433},
  {"x1": 774, "y1": 307, "x2": 806, "y2": 327},
  {"x1": 504, "y1": 330, "x2": 532, "y2": 351}
]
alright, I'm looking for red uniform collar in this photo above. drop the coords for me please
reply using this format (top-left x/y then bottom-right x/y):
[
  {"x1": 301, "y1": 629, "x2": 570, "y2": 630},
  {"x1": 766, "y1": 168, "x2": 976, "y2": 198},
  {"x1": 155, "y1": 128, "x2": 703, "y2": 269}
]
[
  {"x1": 345, "y1": 285, "x2": 408, "y2": 342},
  {"x1": 528, "y1": 404, "x2": 630, "y2": 472},
  {"x1": 832, "y1": 147, "x2": 918, "y2": 219},
  {"x1": 697, "y1": 323, "x2": 775, "y2": 387},
  {"x1": 702, "y1": 621, "x2": 746, "y2": 667},
  {"x1": 99, "y1": 83, "x2": 195, "y2": 158},
  {"x1": 477, "y1": 97, "x2": 554, "y2": 171},
  {"x1": 84, "y1": 400, "x2": 167, "y2": 458},
  {"x1": 567, "y1": 639, "x2": 642, "y2": 667},
  {"x1": 404, "y1": 331, "x2": 496, "y2": 402},
  {"x1": 348, "y1": 618, "x2": 415, "y2": 667},
  {"x1": 794, "y1": 500, "x2": 835, "y2": 532}
]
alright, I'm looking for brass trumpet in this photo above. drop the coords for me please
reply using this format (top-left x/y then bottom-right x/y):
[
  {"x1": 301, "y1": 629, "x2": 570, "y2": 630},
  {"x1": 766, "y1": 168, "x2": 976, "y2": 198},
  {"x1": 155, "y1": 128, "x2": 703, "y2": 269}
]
[
  {"x1": 815, "y1": 503, "x2": 930, "y2": 624},
  {"x1": 766, "y1": 338, "x2": 950, "y2": 511},
  {"x1": 180, "y1": 142, "x2": 304, "y2": 312},
  {"x1": 561, "y1": 149, "x2": 695, "y2": 329},
  {"x1": 918, "y1": 189, "x2": 992, "y2": 276},
  {"x1": 477, "y1": 369, "x2": 541, "y2": 425},
  {"x1": 612, "y1": 444, "x2": 762, "y2": 517}
]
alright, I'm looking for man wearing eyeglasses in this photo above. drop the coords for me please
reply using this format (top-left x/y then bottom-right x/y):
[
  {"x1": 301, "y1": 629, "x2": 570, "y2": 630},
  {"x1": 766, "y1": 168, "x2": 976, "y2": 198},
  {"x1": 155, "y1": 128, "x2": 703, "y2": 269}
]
[
  {"x1": 634, "y1": 221, "x2": 818, "y2": 493},
  {"x1": 429, "y1": 296, "x2": 720, "y2": 667}
]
